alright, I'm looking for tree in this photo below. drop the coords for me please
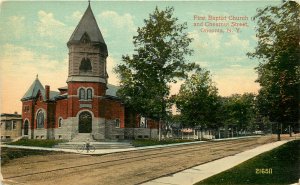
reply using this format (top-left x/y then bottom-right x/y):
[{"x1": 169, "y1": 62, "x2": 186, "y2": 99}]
[
  {"x1": 248, "y1": 1, "x2": 300, "y2": 140},
  {"x1": 220, "y1": 93, "x2": 257, "y2": 135},
  {"x1": 115, "y1": 7, "x2": 196, "y2": 130},
  {"x1": 175, "y1": 68, "x2": 220, "y2": 129}
]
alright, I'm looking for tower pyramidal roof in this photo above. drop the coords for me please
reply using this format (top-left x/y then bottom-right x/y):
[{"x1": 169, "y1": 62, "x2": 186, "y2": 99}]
[
  {"x1": 21, "y1": 76, "x2": 44, "y2": 100},
  {"x1": 68, "y1": 3, "x2": 106, "y2": 46}
]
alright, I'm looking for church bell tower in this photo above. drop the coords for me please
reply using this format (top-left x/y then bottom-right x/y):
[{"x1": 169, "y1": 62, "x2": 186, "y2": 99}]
[
  {"x1": 66, "y1": 3, "x2": 108, "y2": 119},
  {"x1": 67, "y1": 3, "x2": 108, "y2": 84}
]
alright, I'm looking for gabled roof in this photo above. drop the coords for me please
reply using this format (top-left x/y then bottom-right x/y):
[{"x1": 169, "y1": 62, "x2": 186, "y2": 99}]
[
  {"x1": 22, "y1": 78, "x2": 120, "y2": 101},
  {"x1": 68, "y1": 4, "x2": 106, "y2": 46},
  {"x1": 21, "y1": 77, "x2": 45, "y2": 101},
  {"x1": 50, "y1": 91, "x2": 60, "y2": 99},
  {"x1": 106, "y1": 84, "x2": 120, "y2": 97},
  {"x1": 21, "y1": 77, "x2": 60, "y2": 101},
  {"x1": 0, "y1": 113, "x2": 22, "y2": 118},
  {"x1": 58, "y1": 86, "x2": 68, "y2": 90}
]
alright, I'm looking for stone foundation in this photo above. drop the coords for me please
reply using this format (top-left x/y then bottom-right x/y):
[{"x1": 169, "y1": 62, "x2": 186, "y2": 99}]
[
  {"x1": 25, "y1": 117, "x2": 159, "y2": 141},
  {"x1": 124, "y1": 128, "x2": 158, "y2": 139},
  {"x1": 32, "y1": 128, "x2": 48, "y2": 139}
]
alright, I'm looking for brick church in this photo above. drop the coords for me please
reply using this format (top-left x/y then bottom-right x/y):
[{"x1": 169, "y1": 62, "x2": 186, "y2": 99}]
[{"x1": 21, "y1": 3, "x2": 157, "y2": 140}]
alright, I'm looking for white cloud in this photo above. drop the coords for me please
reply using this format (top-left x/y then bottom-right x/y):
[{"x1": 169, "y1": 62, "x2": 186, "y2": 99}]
[
  {"x1": 36, "y1": 10, "x2": 66, "y2": 36},
  {"x1": 8, "y1": 16, "x2": 25, "y2": 39},
  {"x1": 65, "y1": 10, "x2": 83, "y2": 23},
  {"x1": 207, "y1": 31, "x2": 222, "y2": 49},
  {"x1": 0, "y1": 44, "x2": 66, "y2": 71},
  {"x1": 71, "y1": 11, "x2": 83, "y2": 21},
  {"x1": 189, "y1": 30, "x2": 208, "y2": 49},
  {"x1": 98, "y1": 11, "x2": 136, "y2": 34},
  {"x1": 189, "y1": 29, "x2": 223, "y2": 51},
  {"x1": 224, "y1": 33, "x2": 250, "y2": 51},
  {"x1": 0, "y1": 15, "x2": 26, "y2": 41},
  {"x1": 0, "y1": 44, "x2": 67, "y2": 113},
  {"x1": 223, "y1": 56, "x2": 248, "y2": 63},
  {"x1": 97, "y1": 11, "x2": 136, "y2": 57},
  {"x1": 106, "y1": 56, "x2": 119, "y2": 86}
]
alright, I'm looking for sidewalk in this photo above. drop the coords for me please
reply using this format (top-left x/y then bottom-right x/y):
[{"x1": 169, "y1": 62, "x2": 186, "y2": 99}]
[
  {"x1": 2, "y1": 141, "x2": 206, "y2": 155},
  {"x1": 1, "y1": 135, "x2": 261, "y2": 155},
  {"x1": 1, "y1": 144, "x2": 137, "y2": 154},
  {"x1": 142, "y1": 140, "x2": 290, "y2": 185}
]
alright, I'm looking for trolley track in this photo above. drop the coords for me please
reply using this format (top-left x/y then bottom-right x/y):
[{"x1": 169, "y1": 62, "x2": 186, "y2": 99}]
[
  {"x1": 7, "y1": 137, "x2": 258, "y2": 166},
  {"x1": 4, "y1": 137, "x2": 266, "y2": 182}
]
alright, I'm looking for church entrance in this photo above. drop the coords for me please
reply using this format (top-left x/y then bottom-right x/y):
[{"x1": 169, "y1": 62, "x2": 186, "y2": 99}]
[
  {"x1": 78, "y1": 111, "x2": 92, "y2": 133},
  {"x1": 24, "y1": 120, "x2": 29, "y2": 135}
]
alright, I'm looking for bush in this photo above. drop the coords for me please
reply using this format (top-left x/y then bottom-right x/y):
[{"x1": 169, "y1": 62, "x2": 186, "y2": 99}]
[
  {"x1": 8, "y1": 139, "x2": 66, "y2": 148},
  {"x1": 1, "y1": 148, "x2": 57, "y2": 165}
]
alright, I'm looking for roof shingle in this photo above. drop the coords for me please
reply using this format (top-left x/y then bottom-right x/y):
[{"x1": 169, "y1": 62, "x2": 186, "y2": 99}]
[
  {"x1": 21, "y1": 78, "x2": 44, "y2": 100},
  {"x1": 68, "y1": 4, "x2": 106, "y2": 47},
  {"x1": 21, "y1": 78, "x2": 59, "y2": 101}
]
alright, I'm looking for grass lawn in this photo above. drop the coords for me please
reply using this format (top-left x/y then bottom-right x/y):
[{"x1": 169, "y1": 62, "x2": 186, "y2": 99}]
[
  {"x1": 7, "y1": 139, "x2": 66, "y2": 148},
  {"x1": 195, "y1": 140, "x2": 300, "y2": 185},
  {"x1": 131, "y1": 139, "x2": 196, "y2": 147}
]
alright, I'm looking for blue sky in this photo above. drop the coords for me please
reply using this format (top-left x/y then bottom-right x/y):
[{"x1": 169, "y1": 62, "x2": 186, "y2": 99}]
[{"x1": 0, "y1": 0, "x2": 281, "y2": 113}]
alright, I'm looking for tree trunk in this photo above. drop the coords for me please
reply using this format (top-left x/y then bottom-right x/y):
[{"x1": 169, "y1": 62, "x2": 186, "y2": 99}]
[
  {"x1": 158, "y1": 119, "x2": 161, "y2": 141},
  {"x1": 277, "y1": 122, "x2": 281, "y2": 141},
  {"x1": 289, "y1": 125, "x2": 292, "y2": 137},
  {"x1": 200, "y1": 128, "x2": 203, "y2": 140}
]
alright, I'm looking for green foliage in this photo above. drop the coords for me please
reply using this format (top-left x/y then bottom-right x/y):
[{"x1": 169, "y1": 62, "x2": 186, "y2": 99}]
[
  {"x1": 248, "y1": 1, "x2": 300, "y2": 125},
  {"x1": 175, "y1": 69, "x2": 257, "y2": 131},
  {"x1": 8, "y1": 139, "x2": 66, "y2": 148},
  {"x1": 131, "y1": 139, "x2": 194, "y2": 147},
  {"x1": 220, "y1": 93, "x2": 257, "y2": 130},
  {"x1": 115, "y1": 7, "x2": 196, "y2": 120},
  {"x1": 175, "y1": 68, "x2": 220, "y2": 128},
  {"x1": 1, "y1": 148, "x2": 57, "y2": 165},
  {"x1": 196, "y1": 140, "x2": 300, "y2": 185}
]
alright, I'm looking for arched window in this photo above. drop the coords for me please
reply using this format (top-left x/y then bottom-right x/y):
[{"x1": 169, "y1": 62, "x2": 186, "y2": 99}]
[
  {"x1": 140, "y1": 116, "x2": 147, "y2": 128},
  {"x1": 79, "y1": 88, "x2": 85, "y2": 100},
  {"x1": 115, "y1": 119, "x2": 120, "y2": 128},
  {"x1": 87, "y1": 88, "x2": 92, "y2": 100},
  {"x1": 58, "y1": 118, "x2": 63, "y2": 128},
  {"x1": 79, "y1": 111, "x2": 92, "y2": 133},
  {"x1": 37, "y1": 110, "x2": 44, "y2": 128},
  {"x1": 24, "y1": 120, "x2": 29, "y2": 135},
  {"x1": 79, "y1": 58, "x2": 92, "y2": 72}
]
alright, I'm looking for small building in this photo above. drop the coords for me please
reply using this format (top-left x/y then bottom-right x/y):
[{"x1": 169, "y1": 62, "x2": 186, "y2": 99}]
[{"x1": 0, "y1": 113, "x2": 22, "y2": 141}]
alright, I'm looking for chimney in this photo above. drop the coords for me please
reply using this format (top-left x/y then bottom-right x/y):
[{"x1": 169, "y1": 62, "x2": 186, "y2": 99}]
[{"x1": 45, "y1": 85, "x2": 50, "y2": 100}]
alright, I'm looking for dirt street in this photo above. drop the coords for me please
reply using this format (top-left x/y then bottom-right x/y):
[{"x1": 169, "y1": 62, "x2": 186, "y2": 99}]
[{"x1": 2, "y1": 135, "x2": 296, "y2": 185}]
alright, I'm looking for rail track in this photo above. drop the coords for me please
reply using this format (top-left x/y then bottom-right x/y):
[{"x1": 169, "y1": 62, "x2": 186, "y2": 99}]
[{"x1": 4, "y1": 137, "x2": 267, "y2": 183}]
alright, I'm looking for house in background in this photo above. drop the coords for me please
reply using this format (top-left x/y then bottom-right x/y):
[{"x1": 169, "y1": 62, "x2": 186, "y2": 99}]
[{"x1": 0, "y1": 113, "x2": 22, "y2": 141}]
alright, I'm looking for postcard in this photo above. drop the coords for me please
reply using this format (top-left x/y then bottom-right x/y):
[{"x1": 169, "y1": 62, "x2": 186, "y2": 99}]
[{"x1": 0, "y1": 0, "x2": 299, "y2": 185}]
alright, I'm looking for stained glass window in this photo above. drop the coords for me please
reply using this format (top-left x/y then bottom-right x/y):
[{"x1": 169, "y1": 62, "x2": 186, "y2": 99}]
[{"x1": 37, "y1": 110, "x2": 44, "y2": 128}]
